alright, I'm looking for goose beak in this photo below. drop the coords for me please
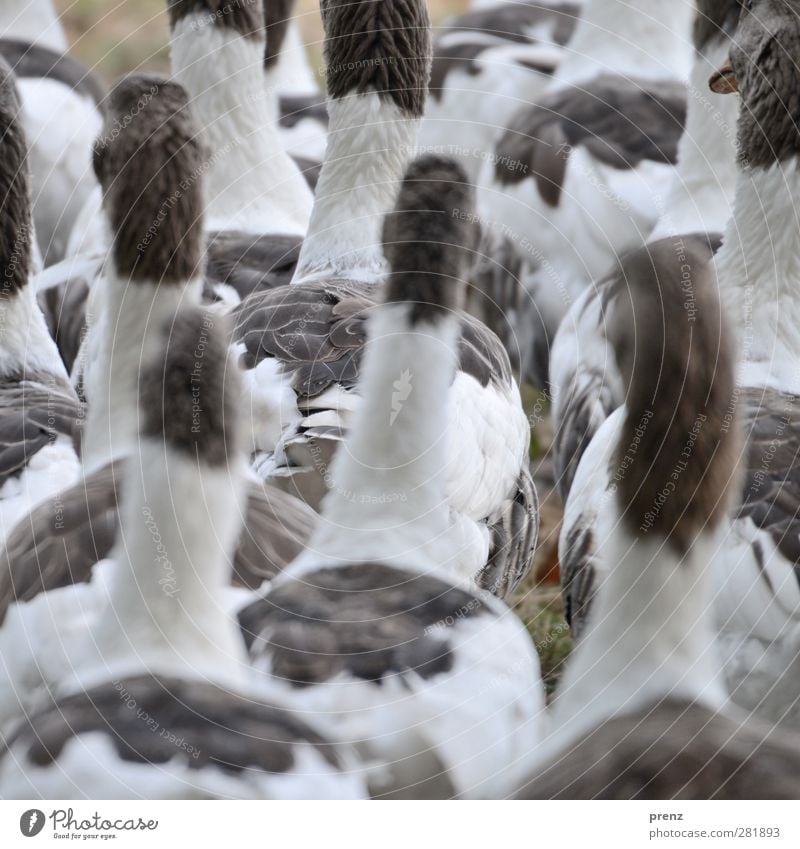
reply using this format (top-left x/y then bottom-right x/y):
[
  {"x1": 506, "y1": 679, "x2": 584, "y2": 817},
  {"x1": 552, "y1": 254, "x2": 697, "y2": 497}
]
[{"x1": 709, "y1": 57, "x2": 738, "y2": 94}]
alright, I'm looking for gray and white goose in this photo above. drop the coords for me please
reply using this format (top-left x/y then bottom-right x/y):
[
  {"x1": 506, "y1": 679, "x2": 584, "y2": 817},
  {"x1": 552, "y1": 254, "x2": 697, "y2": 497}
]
[
  {"x1": 550, "y1": 0, "x2": 742, "y2": 511},
  {"x1": 63, "y1": 0, "x2": 313, "y2": 299},
  {"x1": 267, "y1": 0, "x2": 328, "y2": 166},
  {"x1": 0, "y1": 75, "x2": 316, "y2": 730},
  {"x1": 559, "y1": 0, "x2": 800, "y2": 732},
  {"x1": 0, "y1": 307, "x2": 365, "y2": 799},
  {"x1": 0, "y1": 0, "x2": 104, "y2": 266},
  {"x1": 476, "y1": 0, "x2": 693, "y2": 387},
  {"x1": 0, "y1": 56, "x2": 81, "y2": 540},
  {"x1": 231, "y1": 0, "x2": 538, "y2": 599},
  {"x1": 419, "y1": 0, "x2": 582, "y2": 184},
  {"x1": 515, "y1": 241, "x2": 800, "y2": 798},
  {"x1": 239, "y1": 156, "x2": 546, "y2": 799}
]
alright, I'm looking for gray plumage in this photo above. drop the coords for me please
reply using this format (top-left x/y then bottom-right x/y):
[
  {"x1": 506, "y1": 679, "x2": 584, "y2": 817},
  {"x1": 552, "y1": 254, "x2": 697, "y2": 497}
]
[
  {"x1": 429, "y1": 0, "x2": 579, "y2": 100},
  {"x1": 205, "y1": 230, "x2": 303, "y2": 300},
  {"x1": 0, "y1": 377, "x2": 81, "y2": 488},
  {"x1": 232, "y1": 281, "x2": 512, "y2": 399},
  {"x1": 728, "y1": 0, "x2": 800, "y2": 167},
  {"x1": 239, "y1": 564, "x2": 489, "y2": 685},
  {"x1": 0, "y1": 38, "x2": 104, "y2": 107},
  {"x1": 516, "y1": 699, "x2": 800, "y2": 799},
  {"x1": 494, "y1": 76, "x2": 686, "y2": 206},
  {"x1": 478, "y1": 464, "x2": 539, "y2": 599},
  {"x1": 3, "y1": 673, "x2": 347, "y2": 773},
  {"x1": 0, "y1": 458, "x2": 316, "y2": 625},
  {"x1": 736, "y1": 387, "x2": 800, "y2": 568},
  {"x1": 445, "y1": 1, "x2": 578, "y2": 45}
]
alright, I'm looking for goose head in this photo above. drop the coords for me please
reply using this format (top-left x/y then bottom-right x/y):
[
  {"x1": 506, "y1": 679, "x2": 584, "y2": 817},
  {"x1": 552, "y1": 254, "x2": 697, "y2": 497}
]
[
  {"x1": 710, "y1": 0, "x2": 800, "y2": 167},
  {"x1": 92, "y1": 73, "x2": 205, "y2": 284}
]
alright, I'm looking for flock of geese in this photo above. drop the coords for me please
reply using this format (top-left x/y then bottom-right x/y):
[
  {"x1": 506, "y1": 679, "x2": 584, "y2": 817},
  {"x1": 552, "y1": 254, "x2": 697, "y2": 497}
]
[{"x1": 0, "y1": 0, "x2": 797, "y2": 800}]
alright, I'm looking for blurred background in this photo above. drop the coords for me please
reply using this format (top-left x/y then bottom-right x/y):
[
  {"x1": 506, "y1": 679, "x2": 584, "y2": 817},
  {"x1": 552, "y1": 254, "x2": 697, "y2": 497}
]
[{"x1": 55, "y1": 0, "x2": 470, "y2": 81}]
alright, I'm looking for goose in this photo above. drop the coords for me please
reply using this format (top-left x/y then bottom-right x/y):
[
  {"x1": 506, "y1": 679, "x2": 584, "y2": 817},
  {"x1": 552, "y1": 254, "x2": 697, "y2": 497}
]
[
  {"x1": 0, "y1": 74, "x2": 316, "y2": 730},
  {"x1": 550, "y1": 0, "x2": 742, "y2": 511},
  {"x1": 230, "y1": 0, "x2": 538, "y2": 599},
  {"x1": 0, "y1": 306, "x2": 365, "y2": 799},
  {"x1": 239, "y1": 155, "x2": 546, "y2": 799},
  {"x1": 419, "y1": 0, "x2": 582, "y2": 183},
  {"x1": 0, "y1": 56, "x2": 81, "y2": 540},
  {"x1": 515, "y1": 235, "x2": 800, "y2": 799},
  {"x1": 0, "y1": 2, "x2": 104, "y2": 267},
  {"x1": 46, "y1": 0, "x2": 316, "y2": 402},
  {"x1": 558, "y1": 0, "x2": 800, "y2": 731},
  {"x1": 476, "y1": 0, "x2": 693, "y2": 387},
  {"x1": 266, "y1": 0, "x2": 328, "y2": 165},
  {"x1": 64, "y1": 0, "x2": 312, "y2": 297},
  {"x1": 0, "y1": 0, "x2": 67, "y2": 53}
]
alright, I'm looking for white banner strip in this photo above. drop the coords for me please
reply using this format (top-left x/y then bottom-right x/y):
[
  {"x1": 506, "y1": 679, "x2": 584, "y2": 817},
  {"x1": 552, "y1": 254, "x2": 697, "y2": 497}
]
[{"x1": 1, "y1": 800, "x2": 798, "y2": 848}]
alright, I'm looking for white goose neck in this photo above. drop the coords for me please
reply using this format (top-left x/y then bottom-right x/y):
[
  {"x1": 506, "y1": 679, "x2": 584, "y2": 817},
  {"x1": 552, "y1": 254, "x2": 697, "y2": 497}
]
[
  {"x1": 547, "y1": 526, "x2": 727, "y2": 751},
  {"x1": 293, "y1": 93, "x2": 419, "y2": 282},
  {"x1": 89, "y1": 444, "x2": 249, "y2": 686},
  {"x1": 554, "y1": 0, "x2": 695, "y2": 85},
  {"x1": 650, "y1": 38, "x2": 740, "y2": 239},
  {"x1": 82, "y1": 273, "x2": 202, "y2": 472},
  {"x1": 301, "y1": 305, "x2": 459, "y2": 573},
  {"x1": 170, "y1": 18, "x2": 312, "y2": 235},
  {"x1": 715, "y1": 159, "x2": 800, "y2": 394},
  {"x1": 0, "y1": 0, "x2": 67, "y2": 52}
]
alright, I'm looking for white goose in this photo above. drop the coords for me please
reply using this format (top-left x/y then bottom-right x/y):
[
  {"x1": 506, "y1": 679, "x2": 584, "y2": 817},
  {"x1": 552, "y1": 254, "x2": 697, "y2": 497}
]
[
  {"x1": 0, "y1": 74, "x2": 316, "y2": 731},
  {"x1": 239, "y1": 155, "x2": 546, "y2": 799},
  {"x1": 419, "y1": 0, "x2": 582, "y2": 183},
  {"x1": 515, "y1": 236, "x2": 800, "y2": 799},
  {"x1": 550, "y1": 0, "x2": 741, "y2": 548},
  {"x1": 476, "y1": 0, "x2": 694, "y2": 386},
  {"x1": 266, "y1": 0, "x2": 328, "y2": 165},
  {"x1": 559, "y1": 0, "x2": 800, "y2": 732},
  {"x1": 0, "y1": 0, "x2": 103, "y2": 266},
  {"x1": 65, "y1": 0, "x2": 312, "y2": 297},
  {"x1": 0, "y1": 305, "x2": 365, "y2": 799},
  {"x1": 550, "y1": 0, "x2": 742, "y2": 510},
  {"x1": 231, "y1": 0, "x2": 538, "y2": 599},
  {"x1": 0, "y1": 56, "x2": 81, "y2": 540},
  {"x1": 0, "y1": 0, "x2": 66, "y2": 51}
]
